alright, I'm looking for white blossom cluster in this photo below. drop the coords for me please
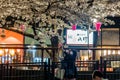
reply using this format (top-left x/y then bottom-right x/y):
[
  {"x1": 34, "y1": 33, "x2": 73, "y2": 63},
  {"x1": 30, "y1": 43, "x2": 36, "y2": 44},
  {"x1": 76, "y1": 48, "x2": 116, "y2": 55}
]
[{"x1": 0, "y1": 0, "x2": 119, "y2": 46}]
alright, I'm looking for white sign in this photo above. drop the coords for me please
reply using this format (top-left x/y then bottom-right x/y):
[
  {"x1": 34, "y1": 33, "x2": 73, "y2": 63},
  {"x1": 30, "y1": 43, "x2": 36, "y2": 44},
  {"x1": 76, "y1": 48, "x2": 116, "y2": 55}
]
[{"x1": 66, "y1": 29, "x2": 93, "y2": 45}]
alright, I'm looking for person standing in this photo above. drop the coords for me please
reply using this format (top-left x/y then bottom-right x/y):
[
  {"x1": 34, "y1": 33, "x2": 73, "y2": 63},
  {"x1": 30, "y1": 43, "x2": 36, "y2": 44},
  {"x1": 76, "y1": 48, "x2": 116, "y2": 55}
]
[{"x1": 62, "y1": 49, "x2": 77, "y2": 80}]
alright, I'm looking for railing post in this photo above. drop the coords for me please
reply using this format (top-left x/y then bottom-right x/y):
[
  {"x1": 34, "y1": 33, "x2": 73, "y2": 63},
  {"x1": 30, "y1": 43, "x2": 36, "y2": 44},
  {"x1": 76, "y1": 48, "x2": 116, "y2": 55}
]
[
  {"x1": 3, "y1": 65, "x2": 5, "y2": 80},
  {"x1": 41, "y1": 49, "x2": 44, "y2": 63},
  {"x1": 48, "y1": 58, "x2": 51, "y2": 80},
  {"x1": 52, "y1": 62, "x2": 55, "y2": 80},
  {"x1": 44, "y1": 62, "x2": 47, "y2": 80},
  {"x1": 103, "y1": 60, "x2": 107, "y2": 79},
  {"x1": 95, "y1": 60, "x2": 99, "y2": 70},
  {"x1": 100, "y1": 56, "x2": 103, "y2": 72},
  {"x1": 93, "y1": 60, "x2": 99, "y2": 70},
  {"x1": 6, "y1": 63, "x2": 9, "y2": 80},
  {"x1": 10, "y1": 66, "x2": 12, "y2": 80},
  {"x1": 0, "y1": 64, "x2": 3, "y2": 80},
  {"x1": 52, "y1": 48, "x2": 55, "y2": 62}
]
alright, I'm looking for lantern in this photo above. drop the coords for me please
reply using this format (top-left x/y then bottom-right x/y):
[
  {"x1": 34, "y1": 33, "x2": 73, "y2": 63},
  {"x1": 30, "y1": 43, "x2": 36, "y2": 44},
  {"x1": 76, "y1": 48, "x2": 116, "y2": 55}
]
[
  {"x1": 95, "y1": 22, "x2": 102, "y2": 36},
  {"x1": 72, "y1": 24, "x2": 76, "y2": 30}
]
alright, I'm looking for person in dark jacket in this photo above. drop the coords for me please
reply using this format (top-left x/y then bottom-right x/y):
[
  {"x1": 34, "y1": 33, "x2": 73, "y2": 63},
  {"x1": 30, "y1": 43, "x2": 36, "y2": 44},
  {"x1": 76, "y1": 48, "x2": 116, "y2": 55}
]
[{"x1": 62, "y1": 49, "x2": 77, "y2": 80}]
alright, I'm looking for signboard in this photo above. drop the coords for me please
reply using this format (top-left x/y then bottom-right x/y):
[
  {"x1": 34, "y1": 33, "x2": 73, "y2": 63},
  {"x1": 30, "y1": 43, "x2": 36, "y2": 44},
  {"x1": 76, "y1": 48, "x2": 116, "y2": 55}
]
[{"x1": 66, "y1": 29, "x2": 93, "y2": 46}]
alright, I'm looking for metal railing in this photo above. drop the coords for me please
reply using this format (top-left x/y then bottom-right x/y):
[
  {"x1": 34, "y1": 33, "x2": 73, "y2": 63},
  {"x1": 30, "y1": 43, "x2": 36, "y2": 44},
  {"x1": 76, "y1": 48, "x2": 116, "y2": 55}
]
[
  {"x1": 0, "y1": 62, "x2": 49, "y2": 80},
  {"x1": 51, "y1": 60, "x2": 99, "y2": 80},
  {"x1": 103, "y1": 60, "x2": 120, "y2": 80},
  {"x1": 0, "y1": 59, "x2": 120, "y2": 80}
]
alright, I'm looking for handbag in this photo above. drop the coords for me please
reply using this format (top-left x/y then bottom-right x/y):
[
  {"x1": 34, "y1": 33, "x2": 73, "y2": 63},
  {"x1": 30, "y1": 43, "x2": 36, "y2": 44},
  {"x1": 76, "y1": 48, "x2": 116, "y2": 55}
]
[{"x1": 55, "y1": 68, "x2": 65, "y2": 79}]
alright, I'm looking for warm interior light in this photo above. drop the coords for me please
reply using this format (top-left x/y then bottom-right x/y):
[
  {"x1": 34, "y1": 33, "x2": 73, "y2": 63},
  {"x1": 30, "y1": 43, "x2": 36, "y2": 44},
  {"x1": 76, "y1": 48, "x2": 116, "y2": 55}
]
[
  {"x1": 112, "y1": 50, "x2": 115, "y2": 55},
  {"x1": 10, "y1": 49, "x2": 15, "y2": 56},
  {"x1": 0, "y1": 49, "x2": 4, "y2": 56},
  {"x1": 118, "y1": 50, "x2": 120, "y2": 55},
  {"x1": 84, "y1": 56, "x2": 88, "y2": 61},
  {"x1": 104, "y1": 50, "x2": 107, "y2": 56},
  {"x1": 108, "y1": 50, "x2": 111, "y2": 55},
  {"x1": 5, "y1": 49, "x2": 8, "y2": 53},
  {"x1": 17, "y1": 49, "x2": 20, "y2": 53}
]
